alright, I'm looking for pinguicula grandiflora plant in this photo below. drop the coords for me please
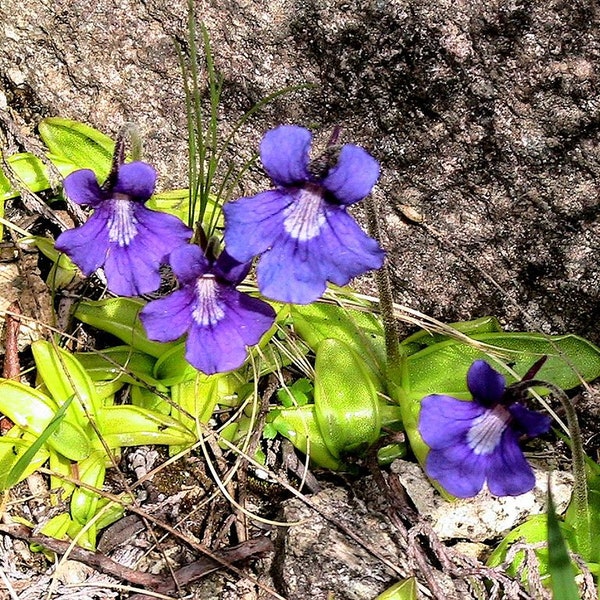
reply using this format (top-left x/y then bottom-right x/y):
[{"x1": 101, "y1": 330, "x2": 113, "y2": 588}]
[{"x1": 0, "y1": 5, "x2": 598, "y2": 597}]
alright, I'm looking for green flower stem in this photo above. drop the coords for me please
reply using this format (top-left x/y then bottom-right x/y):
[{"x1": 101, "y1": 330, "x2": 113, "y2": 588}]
[
  {"x1": 514, "y1": 379, "x2": 591, "y2": 558},
  {"x1": 118, "y1": 123, "x2": 143, "y2": 162},
  {"x1": 105, "y1": 123, "x2": 143, "y2": 189}
]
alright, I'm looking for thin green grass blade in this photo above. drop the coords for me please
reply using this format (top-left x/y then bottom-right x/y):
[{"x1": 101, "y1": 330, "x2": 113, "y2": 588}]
[
  {"x1": 178, "y1": 5, "x2": 309, "y2": 236},
  {"x1": 200, "y1": 21, "x2": 221, "y2": 205},
  {"x1": 195, "y1": 21, "x2": 221, "y2": 230},
  {"x1": 210, "y1": 151, "x2": 259, "y2": 234},
  {"x1": 188, "y1": 1, "x2": 205, "y2": 227},
  {"x1": 6, "y1": 395, "x2": 75, "y2": 489},
  {"x1": 214, "y1": 83, "x2": 309, "y2": 174},
  {"x1": 548, "y1": 484, "x2": 580, "y2": 600},
  {"x1": 175, "y1": 39, "x2": 198, "y2": 229}
]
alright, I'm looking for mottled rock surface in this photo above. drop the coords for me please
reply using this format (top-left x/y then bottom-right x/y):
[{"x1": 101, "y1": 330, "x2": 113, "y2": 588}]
[
  {"x1": 391, "y1": 459, "x2": 573, "y2": 542},
  {"x1": 1, "y1": 0, "x2": 598, "y2": 340},
  {"x1": 275, "y1": 487, "x2": 406, "y2": 599}
]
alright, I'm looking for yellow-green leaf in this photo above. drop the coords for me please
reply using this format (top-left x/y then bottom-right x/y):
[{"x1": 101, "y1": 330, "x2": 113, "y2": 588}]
[
  {"x1": 95, "y1": 405, "x2": 196, "y2": 448},
  {"x1": 74, "y1": 298, "x2": 178, "y2": 358},
  {"x1": 32, "y1": 340, "x2": 100, "y2": 424},
  {"x1": 314, "y1": 338, "x2": 381, "y2": 458},
  {"x1": 39, "y1": 118, "x2": 114, "y2": 180},
  {"x1": 0, "y1": 152, "x2": 51, "y2": 201},
  {"x1": 272, "y1": 405, "x2": 342, "y2": 470},
  {"x1": 71, "y1": 451, "x2": 106, "y2": 525},
  {"x1": 0, "y1": 380, "x2": 91, "y2": 461},
  {"x1": 291, "y1": 303, "x2": 386, "y2": 387}
]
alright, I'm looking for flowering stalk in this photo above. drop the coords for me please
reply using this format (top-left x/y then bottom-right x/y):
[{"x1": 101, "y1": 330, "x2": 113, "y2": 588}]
[
  {"x1": 511, "y1": 379, "x2": 591, "y2": 558},
  {"x1": 364, "y1": 194, "x2": 404, "y2": 376},
  {"x1": 118, "y1": 123, "x2": 143, "y2": 163},
  {"x1": 105, "y1": 124, "x2": 143, "y2": 189}
]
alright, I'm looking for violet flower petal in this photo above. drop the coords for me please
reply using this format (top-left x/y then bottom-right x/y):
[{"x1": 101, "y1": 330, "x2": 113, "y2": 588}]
[
  {"x1": 169, "y1": 244, "x2": 210, "y2": 284},
  {"x1": 112, "y1": 162, "x2": 157, "y2": 199},
  {"x1": 140, "y1": 289, "x2": 195, "y2": 343},
  {"x1": 509, "y1": 403, "x2": 552, "y2": 437},
  {"x1": 214, "y1": 250, "x2": 252, "y2": 286},
  {"x1": 425, "y1": 443, "x2": 489, "y2": 498},
  {"x1": 103, "y1": 244, "x2": 162, "y2": 297},
  {"x1": 101, "y1": 205, "x2": 191, "y2": 296},
  {"x1": 63, "y1": 169, "x2": 104, "y2": 206},
  {"x1": 467, "y1": 360, "x2": 506, "y2": 406},
  {"x1": 419, "y1": 359, "x2": 549, "y2": 498},
  {"x1": 184, "y1": 285, "x2": 274, "y2": 374},
  {"x1": 255, "y1": 205, "x2": 385, "y2": 304},
  {"x1": 133, "y1": 205, "x2": 193, "y2": 259},
  {"x1": 419, "y1": 394, "x2": 486, "y2": 449},
  {"x1": 219, "y1": 289, "x2": 276, "y2": 346},
  {"x1": 322, "y1": 144, "x2": 380, "y2": 205},
  {"x1": 185, "y1": 317, "x2": 250, "y2": 375},
  {"x1": 55, "y1": 210, "x2": 110, "y2": 275},
  {"x1": 317, "y1": 207, "x2": 385, "y2": 285},
  {"x1": 223, "y1": 190, "x2": 291, "y2": 263},
  {"x1": 485, "y1": 428, "x2": 536, "y2": 496},
  {"x1": 260, "y1": 125, "x2": 311, "y2": 187},
  {"x1": 152, "y1": 272, "x2": 276, "y2": 375},
  {"x1": 256, "y1": 234, "x2": 327, "y2": 304}
]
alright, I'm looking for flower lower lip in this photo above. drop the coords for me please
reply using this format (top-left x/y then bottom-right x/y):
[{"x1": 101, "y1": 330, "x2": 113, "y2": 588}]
[
  {"x1": 466, "y1": 404, "x2": 511, "y2": 455},
  {"x1": 282, "y1": 186, "x2": 326, "y2": 241},
  {"x1": 192, "y1": 276, "x2": 225, "y2": 326},
  {"x1": 107, "y1": 199, "x2": 138, "y2": 247}
]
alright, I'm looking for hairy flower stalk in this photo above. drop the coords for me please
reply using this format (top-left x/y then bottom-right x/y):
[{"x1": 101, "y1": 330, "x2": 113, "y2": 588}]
[
  {"x1": 511, "y1": 378, "x2": 591, "y2": 557},
  {"x1": 364, "y1": 193, "x2": 402, "y2": 370}
]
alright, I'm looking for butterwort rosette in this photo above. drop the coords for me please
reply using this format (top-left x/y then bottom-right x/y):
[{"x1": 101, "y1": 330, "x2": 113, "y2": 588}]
[
  {"x1": 139, "y1": 244, "x2": 276, "y2": 375},
  {"x1": 55, "y1": 163, "x2": 192, "y2": 296},
  {"x1": 418, "y1": 360, "x2": 551, "y2": 498},
  {"x1": 223, "y1": 125, "x2": 385, "y2": 304}
]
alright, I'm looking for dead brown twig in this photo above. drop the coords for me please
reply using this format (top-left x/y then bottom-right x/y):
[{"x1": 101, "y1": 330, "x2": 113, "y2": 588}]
[
  {"x1": 0, "y1": 522, "x2": 273, "y2": 599},
  {"x1": 0, "y1": 300, "x2": 20, "y2": 433}
]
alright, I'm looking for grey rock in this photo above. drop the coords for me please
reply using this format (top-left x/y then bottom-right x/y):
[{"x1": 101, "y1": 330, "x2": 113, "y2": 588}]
[
  {"x1": 391, "y1": 459, "x2": 573, "y2": 542},
  {"x1": 0, "y1": 0, "x2": 598, "y2": 342},
  {"x1": 274, "y1": 487, "x2": 407, "y2": 600}
]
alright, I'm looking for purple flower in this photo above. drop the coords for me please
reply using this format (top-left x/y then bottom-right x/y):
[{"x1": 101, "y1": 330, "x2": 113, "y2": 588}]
[
  {"x1": 418, "y1": 360, "x2": 551, "y2": 498},
  {"x1": 139, "y1": 244, "x2": 276, "y2": 375},
  {"x1": 223, "y1": 125, "x2": 385, "y2": 304},
  {"x1": 55, "y1": 163, "x2": 192, "y2": 296}
]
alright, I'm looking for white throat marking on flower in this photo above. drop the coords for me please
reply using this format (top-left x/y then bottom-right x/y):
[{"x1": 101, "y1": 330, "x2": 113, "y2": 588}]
[
  {"x1": 107, "y1": 194, "x2": 139, "y2": 247},
  {"x1": 466, "y1": 404, "x2": 511, "y2": 455},
  {"x1": 283, "y1": 185, "x2": 326, "y2": 241},
  {"x1": 192, "y1": 275, "x2": 225, "y2": 327}
]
